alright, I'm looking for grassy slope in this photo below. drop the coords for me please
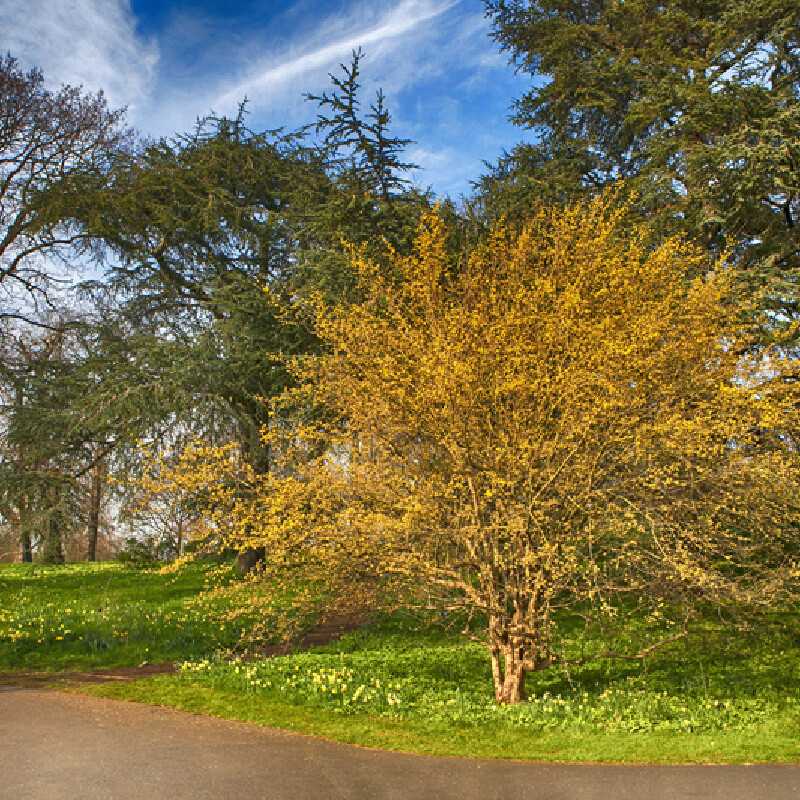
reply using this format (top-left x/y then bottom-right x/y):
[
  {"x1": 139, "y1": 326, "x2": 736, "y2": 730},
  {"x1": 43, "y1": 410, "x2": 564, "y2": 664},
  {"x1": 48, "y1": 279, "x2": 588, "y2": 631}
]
[
  {"x1": 4, "y1": 563, "x2": 800, "y2": 763},
  {"x1": 0, "y1": 562, "x2": 245, "y2": 670}
]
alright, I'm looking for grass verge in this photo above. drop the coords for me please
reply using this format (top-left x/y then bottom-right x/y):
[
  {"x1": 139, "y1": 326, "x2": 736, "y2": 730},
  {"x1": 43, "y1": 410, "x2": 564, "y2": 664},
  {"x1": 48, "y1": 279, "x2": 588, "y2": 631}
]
[{"x1": 80, "y1": 675, "x2": 800, "y2": 763}]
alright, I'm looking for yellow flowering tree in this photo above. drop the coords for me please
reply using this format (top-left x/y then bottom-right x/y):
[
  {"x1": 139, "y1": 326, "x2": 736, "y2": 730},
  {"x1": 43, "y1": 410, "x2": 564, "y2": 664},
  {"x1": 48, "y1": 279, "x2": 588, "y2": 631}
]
[{"x1": 156, "y1": 196, "x2": 800, "y2": 704}]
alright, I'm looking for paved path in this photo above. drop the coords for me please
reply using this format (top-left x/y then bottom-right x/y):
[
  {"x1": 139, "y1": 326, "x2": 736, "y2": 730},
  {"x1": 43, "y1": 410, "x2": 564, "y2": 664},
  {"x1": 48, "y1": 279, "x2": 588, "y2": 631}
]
[{"x1": 2, "y1": 686, "x2": 799, "y2": 800}]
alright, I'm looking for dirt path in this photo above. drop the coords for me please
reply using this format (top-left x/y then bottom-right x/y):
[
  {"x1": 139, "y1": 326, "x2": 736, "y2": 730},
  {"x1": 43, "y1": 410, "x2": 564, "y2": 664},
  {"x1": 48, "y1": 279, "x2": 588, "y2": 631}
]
[
  {"x1": 2, "y1": 686, "x2": 798, "y2": 800},
  {"x1": 0, "y1": 662, "x2": 175, "y2": 688}
]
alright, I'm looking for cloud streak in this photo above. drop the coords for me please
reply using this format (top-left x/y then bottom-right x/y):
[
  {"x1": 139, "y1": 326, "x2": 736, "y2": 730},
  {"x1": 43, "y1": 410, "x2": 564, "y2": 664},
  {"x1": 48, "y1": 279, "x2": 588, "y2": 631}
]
[
  {"x1": 214, "y1": 0, "x2": 458, "y2": 110},
  {"x1": 0, "y1": 0, "x2": 158, "y2": 112}
]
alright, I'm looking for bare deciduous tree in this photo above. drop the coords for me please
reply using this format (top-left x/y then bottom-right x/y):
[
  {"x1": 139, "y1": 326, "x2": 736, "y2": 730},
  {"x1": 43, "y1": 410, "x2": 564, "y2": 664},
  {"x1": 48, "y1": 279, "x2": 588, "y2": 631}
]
[{"x1": 0, "y1": 53, "x2": 129, "y2": 333}]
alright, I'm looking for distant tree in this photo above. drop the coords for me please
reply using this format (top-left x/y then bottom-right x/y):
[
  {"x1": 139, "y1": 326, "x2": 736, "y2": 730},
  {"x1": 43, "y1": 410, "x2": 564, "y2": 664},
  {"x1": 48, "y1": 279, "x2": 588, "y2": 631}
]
[
  {"x1": 0, "y1": 309, "x2": 173, "y2": 563},
  {"x1": 117, "y1": 441, "x2": 209, "y2": 561},
  {"x1": 0, "y1": 55, "x2": 130, "y2": 562},
  {"x1": 0, "y1": 323, "x2": 81, "y2": 563},
  {"x1": 482, "y1": 1, "x2": 800, "y2": 321}
]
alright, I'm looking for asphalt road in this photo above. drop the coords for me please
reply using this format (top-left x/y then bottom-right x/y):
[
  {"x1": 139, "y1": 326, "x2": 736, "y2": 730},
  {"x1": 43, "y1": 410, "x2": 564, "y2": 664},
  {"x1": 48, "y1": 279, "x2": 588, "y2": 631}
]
[{"x1": 2, "y1": 686, "x2": 799, "y2": 800}]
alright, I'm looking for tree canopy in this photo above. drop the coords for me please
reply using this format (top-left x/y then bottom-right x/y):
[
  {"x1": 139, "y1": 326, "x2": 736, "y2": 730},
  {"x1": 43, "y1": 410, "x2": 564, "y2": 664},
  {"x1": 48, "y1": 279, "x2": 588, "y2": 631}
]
[
  {"x1": 4, "y1": 14, "x2": 800, "y2": 710},
  {"x1": 483, "y1": 0, "x2": 800, "y2": 319}
]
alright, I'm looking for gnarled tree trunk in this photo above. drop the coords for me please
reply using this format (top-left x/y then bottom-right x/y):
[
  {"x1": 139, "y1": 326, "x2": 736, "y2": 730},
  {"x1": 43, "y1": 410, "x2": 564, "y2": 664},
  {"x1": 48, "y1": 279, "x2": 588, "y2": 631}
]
[
  {"x1": 492, "y1": 644, "x2": 528, "y2": 704},
  {"x1": 489, "y1": 611, "x2": 551, "y2": 705}
]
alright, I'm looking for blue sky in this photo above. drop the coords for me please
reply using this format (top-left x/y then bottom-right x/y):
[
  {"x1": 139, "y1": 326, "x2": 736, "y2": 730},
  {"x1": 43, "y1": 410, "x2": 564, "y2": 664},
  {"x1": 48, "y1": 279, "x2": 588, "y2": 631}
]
[{"x1": 0, "y1": 0, "x2": 534, "y2": 197}]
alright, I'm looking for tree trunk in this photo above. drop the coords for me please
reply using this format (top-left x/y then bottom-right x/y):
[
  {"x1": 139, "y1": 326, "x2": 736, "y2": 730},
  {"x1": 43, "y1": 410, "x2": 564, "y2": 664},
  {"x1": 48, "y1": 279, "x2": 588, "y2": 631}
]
[
  {"x1": 86, "y1": 459, "x2": 104, "y2": 561},
  {"x1": 41, "y1": 487, "x2": 65, "y2": 564},
  {"x1": 15, "y1": 387, "x2": 33, "y2": 563},
  {"x1": 235, "y1": 547, "x2": 266, "y2": 576},
  {"x1": 491, "y1": 644, "x2": 528, "y2": 704},
  {"x1": 41, "y1": 510, "x2": 65, "y2": 564},
  {"x1": 20, "y1": 527, "x2": 32, "y2": 563},
  {"x1": 235, "y1": 407, "x2": 269, "y2": 575},
  {"x1": 489, "y1": 613, "x2": 539, "y2": 705}
]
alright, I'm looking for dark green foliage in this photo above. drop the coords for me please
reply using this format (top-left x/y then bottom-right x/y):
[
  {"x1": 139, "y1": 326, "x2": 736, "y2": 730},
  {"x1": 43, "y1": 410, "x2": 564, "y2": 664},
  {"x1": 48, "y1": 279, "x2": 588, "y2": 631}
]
[
  {"x1": 70, "y1": 59, "x2": 428, "y2": 480},
  {"x1": 307, "y1": 48, "x2": 416, "y2": 201},
  {"x1": 1, "y1": 51, "x2": 429, "y2": 564},
  {"x1": 301, "y1": 51, "x2": 432, "y2": 299},
  {"x1": 77, "y1": 109, "x2": 319, "y2": 472},
  {"x1": 483, "y1": 0, "x2": 800, "y2": 319}
]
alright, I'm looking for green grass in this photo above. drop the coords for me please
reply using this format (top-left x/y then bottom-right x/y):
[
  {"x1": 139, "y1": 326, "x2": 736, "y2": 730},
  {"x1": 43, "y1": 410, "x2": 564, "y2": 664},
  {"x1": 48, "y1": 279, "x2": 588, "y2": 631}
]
[
  {"x1": 85, "y1": 611, "x2": 800, "y2": 763},
  {"x1": 83, "y1": 673, "x2": 800, "y2": 763},
  {"x1": 0, "y1": 561, "x2": 252, "y2": 670},
  {"x1": 5, "y1": 563, "x2": 800, "y2": 762}
]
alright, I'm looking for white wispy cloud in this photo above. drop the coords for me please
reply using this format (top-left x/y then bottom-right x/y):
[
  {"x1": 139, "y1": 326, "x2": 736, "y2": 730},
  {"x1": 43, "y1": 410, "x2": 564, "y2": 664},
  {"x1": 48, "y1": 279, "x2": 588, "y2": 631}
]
[
  {"x1": 0, "y1": 0, "x2": 158, "y2": 112},
  {"x1": 213, "y1": 0, "x2": 459, "y2": 111},
  {"x1": 0, "y1": 0, "x2": 522, "y2": 196}
]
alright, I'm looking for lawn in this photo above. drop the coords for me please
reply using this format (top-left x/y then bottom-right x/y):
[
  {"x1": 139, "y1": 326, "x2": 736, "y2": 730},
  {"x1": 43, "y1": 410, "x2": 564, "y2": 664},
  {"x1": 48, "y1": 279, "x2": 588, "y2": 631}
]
[
  {"x1": 0, "y1": 561, "x2": 251, "y2": 670},
  {"x1": 85, "y1": 610, "x2": 800, "y2": 762},
  {"x1": 4, "y1": 563, "x2": 800, "y2": 762}
]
